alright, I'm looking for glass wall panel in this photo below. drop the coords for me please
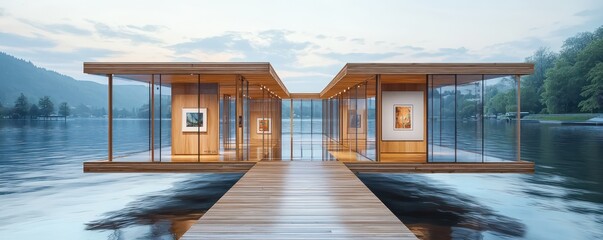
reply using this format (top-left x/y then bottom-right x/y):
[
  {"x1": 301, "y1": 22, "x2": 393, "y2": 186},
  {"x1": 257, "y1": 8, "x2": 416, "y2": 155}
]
[
  {"x1": 321, "y1": 94, "x2": 342, "y2": 161},
  {"x1": 273, "y1": 96, "x2": 282, "y2": 160},
  {"x1": 219, "y1": 93, "x2": 235, "y2": 153},
  {"x1": 484, "y1": 75, "x2": 519, "y2": 162},
  {"x1": 243, "y1": 80, "x2": 250, "y2": 160},
  {"x1": 247, "y1": 85, "x2": 262, "y2": 160},
  {"x1": 429, "y1": 75, "x2": 456, "y2": 162},
  {"x1": 291, "y1": 99, "x2": 302, "y2": 159},
  {"x1": 366, "y1": 77, "x2": 377, "y2": 160},
  {"x1": 456, "y1": 75, "x2": 483, "y2": 162},
  {"x1": 284, "y1": 99, "x2": 322, "y2": 160},
  {"x1": 356, "y1": 83, "x2": 367, "y2": 157},
  {"x1": 334, "y1": 96, "x2": 340, "y2": 142},
  {"x1": 341, "y1": 90, "x2": 350, "y2": 148},
  {"x1": 429, "y1": 74, "x2": 520, "y2": 162},
  {"x1": 353, "y1": 87, "x2": 359, "y2": 152},
  {"x1": 152, "y1": 75, "x2": 172, "y2": 162},
  {"x1": 281, "y1": 99, "x2": 292, "y2": 160},
  {"x1": 428, "y1": 75, "x2": 435, "y2": 161},
  {"x1": 219, "y1": 76, "x2": 241, "y2": 161},
  {"x1": 111, "y1": 75, "x2": 152, "y2": 161},
  {"x1": 311, "y1": 100, "x2": 323, "y2": 142}
]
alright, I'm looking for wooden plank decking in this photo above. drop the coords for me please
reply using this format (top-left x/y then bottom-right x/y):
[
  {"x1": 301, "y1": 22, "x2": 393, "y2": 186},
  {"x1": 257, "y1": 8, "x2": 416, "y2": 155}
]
[{"x1": 181, "y1": 161, "x2": 417, "y2": 239}]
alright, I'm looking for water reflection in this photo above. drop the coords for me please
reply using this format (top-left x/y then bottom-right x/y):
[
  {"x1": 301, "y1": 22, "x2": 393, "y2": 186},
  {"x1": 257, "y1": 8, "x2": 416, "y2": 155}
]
[
  {"x1": 359, "y1": 174, "x2": 525, "y2": 239},
  {"x1": 86, "y1": 173, "x2": 241, "y2": 239},
  {"x1": 357, "y1": 122, "x2": 603, "y2": 239}
]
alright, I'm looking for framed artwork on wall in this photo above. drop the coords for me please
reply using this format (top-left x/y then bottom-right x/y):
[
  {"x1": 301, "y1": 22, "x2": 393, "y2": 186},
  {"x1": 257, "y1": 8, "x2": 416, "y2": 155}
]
[
  {"x1": 348, "y1": 110, "x2": 361, "y2": 128},
  {"x1": 394, "y1": 104, "x2": 413, "y2": 131},
  {"x1": 182, "y1": 108, "x2": 208, "y2": 132},
  {"x1": 348, "y1": 110, "x2": 364, "y2": 133},
  {"x1": 381, "y1": 91, "x2": 424, "y2": 140},
  {"x1": 257, "y1": 118, "x2": 272, "y2": 134}
]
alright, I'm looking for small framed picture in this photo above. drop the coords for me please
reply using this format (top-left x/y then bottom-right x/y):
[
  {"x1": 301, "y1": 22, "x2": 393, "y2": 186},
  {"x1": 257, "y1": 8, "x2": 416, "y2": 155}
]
[
  {"x1": 348, "y1": 110, "x2": 361, "y2": 129},
  {"x1": 182, "y1": 108, "x2": 208, "y2": 132},
  {"x1": 394, "y1": 104, "x2": 412, "y2": 131},
  {"x1": 257, "y1": 118, "x2": 271, "y2": 134}
]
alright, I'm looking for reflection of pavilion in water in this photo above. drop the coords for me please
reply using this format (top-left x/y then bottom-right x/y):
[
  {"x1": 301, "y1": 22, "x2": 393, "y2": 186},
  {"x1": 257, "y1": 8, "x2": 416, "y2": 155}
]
[{"x1": 83, "y1": 62, "x2": 534, "y2": 173}]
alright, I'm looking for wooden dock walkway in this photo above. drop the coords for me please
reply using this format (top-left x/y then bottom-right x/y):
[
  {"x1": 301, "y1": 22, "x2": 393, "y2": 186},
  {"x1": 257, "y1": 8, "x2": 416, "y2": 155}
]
[{"x1": 181, "y1": 161, "x2": 417, "y2": 239}]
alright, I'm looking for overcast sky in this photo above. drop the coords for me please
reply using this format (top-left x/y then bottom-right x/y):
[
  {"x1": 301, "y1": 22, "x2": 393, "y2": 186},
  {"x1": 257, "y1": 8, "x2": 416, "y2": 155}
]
[{"x1": 1, "y1": 0, "x2": 602, "y2": 92}]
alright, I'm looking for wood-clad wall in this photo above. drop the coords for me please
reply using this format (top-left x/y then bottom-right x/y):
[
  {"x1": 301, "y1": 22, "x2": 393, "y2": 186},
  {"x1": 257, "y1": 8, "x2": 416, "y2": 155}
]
[
  {"x1": 171, "y1": 83, "x2": 219, "y2": 155},
  {"x1": 379, "y1": 74, "x2": 427, "y2": 162}
]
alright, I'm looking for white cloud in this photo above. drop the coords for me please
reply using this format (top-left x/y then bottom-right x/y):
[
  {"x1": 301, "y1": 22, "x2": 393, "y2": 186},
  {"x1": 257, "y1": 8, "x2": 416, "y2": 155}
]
[
  {"x1": 278, "y1": 70, "x2": 333, "y2": 79},
  {"x1": 1, "y1": 0, "x2": 602, "y2": 92}
]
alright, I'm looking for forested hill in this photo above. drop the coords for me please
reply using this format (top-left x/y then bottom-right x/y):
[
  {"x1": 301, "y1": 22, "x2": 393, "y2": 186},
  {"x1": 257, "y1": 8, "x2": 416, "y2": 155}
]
[{"x1": 0, "y1": 52, "x2": 148, "y2": 110}]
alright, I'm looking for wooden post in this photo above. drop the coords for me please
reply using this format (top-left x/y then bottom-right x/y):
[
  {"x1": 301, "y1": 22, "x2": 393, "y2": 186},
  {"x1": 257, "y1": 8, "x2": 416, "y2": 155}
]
[{"x1": 108, "y1": 74, "x2": 113, "y2": 162}]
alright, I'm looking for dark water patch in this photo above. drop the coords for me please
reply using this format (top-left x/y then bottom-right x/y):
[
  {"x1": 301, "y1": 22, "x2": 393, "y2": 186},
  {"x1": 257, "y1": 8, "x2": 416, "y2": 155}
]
[
  {"x1": 358, "y1": 173, "x2": 525, "y2": 240},
  {"x1": 85, "y1": 173, "x2": 242, "y2": 238}
]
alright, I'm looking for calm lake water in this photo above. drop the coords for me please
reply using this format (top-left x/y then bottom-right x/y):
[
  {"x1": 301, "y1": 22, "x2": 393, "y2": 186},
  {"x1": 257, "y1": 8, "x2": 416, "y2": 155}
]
[{"x1": 1, "y1": 118, "x2": 602, "y2": 239}]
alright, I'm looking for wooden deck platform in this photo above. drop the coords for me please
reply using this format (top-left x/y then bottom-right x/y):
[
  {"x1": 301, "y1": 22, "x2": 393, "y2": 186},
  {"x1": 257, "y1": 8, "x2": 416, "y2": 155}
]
[
  {"x1": 180, "y1": 161, "x2": 417, "y2": 239},
  {"x1": 345, "y1": 161, "x2": 535, "y2": 173},
  {"x1": 83, "y1": 161, "x2": 254, "y2": 173},
  {"x1": 83, "y1": 160, "x2": 534, "y2": 173}
]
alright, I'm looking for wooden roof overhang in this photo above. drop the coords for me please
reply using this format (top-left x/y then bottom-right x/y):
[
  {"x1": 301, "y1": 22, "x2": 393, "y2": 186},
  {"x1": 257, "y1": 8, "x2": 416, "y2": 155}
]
[
  {"x1": 289, "y1": 93, "x2": 322, "y2": 99},
  {"x1": 83, "y1": 62, "x2": 290, "y2": 98},
  {"x1": 320, "y1": 63, "x2": 535, "y2": 98}
]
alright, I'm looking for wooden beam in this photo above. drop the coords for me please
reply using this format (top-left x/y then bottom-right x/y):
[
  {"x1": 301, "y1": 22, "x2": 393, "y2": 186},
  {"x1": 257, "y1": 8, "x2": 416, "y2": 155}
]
[
  {"x1": 346, "y1": 63, "x2": 535, "y2": 75},
  {"x1": 289, "y1": 93, "x2": 321, "y2": 99}
]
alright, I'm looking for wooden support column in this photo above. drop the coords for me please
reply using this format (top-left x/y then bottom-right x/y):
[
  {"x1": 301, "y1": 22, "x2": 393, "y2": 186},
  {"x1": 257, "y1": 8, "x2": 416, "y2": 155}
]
[{"x1": 108, "y1": 74, "x2": 113, "y2": 161}]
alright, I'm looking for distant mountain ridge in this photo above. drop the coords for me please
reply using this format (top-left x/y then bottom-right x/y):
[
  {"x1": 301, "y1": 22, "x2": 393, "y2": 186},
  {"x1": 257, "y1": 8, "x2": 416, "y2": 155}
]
[{"x1": 0, "y1": 52, "x2": 148, "y2": 110}]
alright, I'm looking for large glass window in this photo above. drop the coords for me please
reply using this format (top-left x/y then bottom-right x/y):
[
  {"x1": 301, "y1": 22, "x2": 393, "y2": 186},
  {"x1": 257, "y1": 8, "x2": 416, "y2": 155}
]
[
  {"x1": 319, "y1": 79, "x2": 376, "y2": 161},
  {"x1": 456, "y1": 75, "x2": 483, "y2": 162},
  {"x1": 429, "y1": 75, "x2": 456, "y2": 162},
  {"x1": 428, "y1": 74, "x2": 520, "y2": 162},
  {"x1": 283, "y1": 99, "x2": 322, "y2": 160},
  {"x1": 484, "y1": 75, "x2": 519, "y2": 162},
  {"x1": 111, "y1": 75, "x2": 152, "y2": 161},
  {"x1": 366, "y1": 77, "x2": 377, "y2": 160}
]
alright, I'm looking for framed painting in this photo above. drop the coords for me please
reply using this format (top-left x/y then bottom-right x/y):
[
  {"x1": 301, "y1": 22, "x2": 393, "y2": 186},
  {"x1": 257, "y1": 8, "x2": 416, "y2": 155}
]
[
  {"x1": 394, "y1": 104, "x2": 412, "y2": 131},
  {"x1": 348, "y1": 110, "x2": 361, "y2": 128},
  {"x1": 257, "y1": 118, "x2": 272, "y2": 134},
  {"x1": 182, "y1": 108, "x2": 208, "y2": 132}
]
